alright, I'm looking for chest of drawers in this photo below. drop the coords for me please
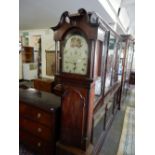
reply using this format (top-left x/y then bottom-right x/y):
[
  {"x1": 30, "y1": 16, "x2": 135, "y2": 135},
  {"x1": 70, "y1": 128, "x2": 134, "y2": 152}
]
[{"x1": 19, "y1": 88, "x2": 61, "y2": 155}]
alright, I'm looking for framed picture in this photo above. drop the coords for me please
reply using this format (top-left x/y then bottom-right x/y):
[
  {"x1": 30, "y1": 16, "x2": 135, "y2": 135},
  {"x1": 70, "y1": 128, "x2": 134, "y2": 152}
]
[{"x1": 46, "y1": 50, "x2": 55, "y2": 76}]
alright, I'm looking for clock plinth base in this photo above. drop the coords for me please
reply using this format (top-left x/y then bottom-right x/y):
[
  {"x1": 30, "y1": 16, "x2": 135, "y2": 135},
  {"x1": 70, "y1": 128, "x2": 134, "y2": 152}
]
[{"x1": 56, "y1": 142, "x2": 93, "y2": 155}]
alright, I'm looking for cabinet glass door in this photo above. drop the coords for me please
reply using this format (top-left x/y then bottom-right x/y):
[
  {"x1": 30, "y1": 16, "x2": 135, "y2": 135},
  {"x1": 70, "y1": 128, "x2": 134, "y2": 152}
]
[{"x1": 105, "y1": 34, "x2": 116, "y2": 92}]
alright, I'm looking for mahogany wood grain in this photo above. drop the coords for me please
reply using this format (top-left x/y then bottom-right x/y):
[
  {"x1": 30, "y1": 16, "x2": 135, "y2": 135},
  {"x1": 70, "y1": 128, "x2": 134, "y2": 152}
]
[
  {"x1": 20, "y1": 130, "x2": 53, "y2": 155},
  {"x1": 34, "y1": 78, "x2": 54, "y2": 93},
  {"x1": 20, "y1": 102, "x2": 54, "y2": 128},
  {"x1": 60, "y1": 87, "x2": 85, "y2": 148},
  {"x1": 20, "y1": 117, "x2": 53, "y2": 141},
  {"x1": 19, "y1": 88, "x2": 61, "y2": 155}
]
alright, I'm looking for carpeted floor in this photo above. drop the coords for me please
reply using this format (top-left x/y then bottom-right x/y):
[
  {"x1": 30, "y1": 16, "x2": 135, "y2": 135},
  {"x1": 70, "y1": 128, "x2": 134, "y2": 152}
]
[
  {"x1": 117, "y1": 107, "x2": 135, "y2": 155},
  {"x1": 99, "y1": 86, "x2": 135, "y2": 155},
  {"x1": 116, "y1": 87, "x2": 135, "y2": 155}
]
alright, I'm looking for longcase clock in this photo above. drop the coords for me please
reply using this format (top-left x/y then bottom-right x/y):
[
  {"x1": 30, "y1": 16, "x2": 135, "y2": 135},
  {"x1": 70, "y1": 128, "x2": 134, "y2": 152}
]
[{"x1": 51, "y1": 8, "x2": 109, "y2": 155}]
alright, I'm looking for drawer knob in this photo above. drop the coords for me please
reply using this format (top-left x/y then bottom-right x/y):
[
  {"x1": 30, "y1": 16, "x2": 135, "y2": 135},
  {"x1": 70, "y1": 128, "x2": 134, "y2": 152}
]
[
  {"x1": 37, "y1": 127, "x2": 42, "y2": 133},
  {"x1": 37, "y1": 113, "x2": 41, "y2": 118},
  {"x1": 37, "y1": 142, "x2": 42, "y2": 147}
]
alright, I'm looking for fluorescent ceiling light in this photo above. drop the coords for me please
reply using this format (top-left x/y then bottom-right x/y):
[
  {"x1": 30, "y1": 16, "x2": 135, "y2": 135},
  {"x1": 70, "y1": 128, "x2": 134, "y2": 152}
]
[
  {"x1": 119, "y1": 8, "x2": 130, "y2": 30},
  {"x1": 108, "y1": 0, "x2": 121, "y2": 13},
  {"x1": 98, "y1": 0, "x2": 117, "y2": 22}
]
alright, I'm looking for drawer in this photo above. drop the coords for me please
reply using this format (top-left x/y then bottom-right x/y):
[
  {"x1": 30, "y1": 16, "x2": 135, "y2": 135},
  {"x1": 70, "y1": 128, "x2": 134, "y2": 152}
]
[
  {"x1": 20, "y1": 117, "x2": 54, "y2": 141},
  {"x1": 20, "y1": 130, "x2": 55, "y2": 155},
  {"x1": 20, "y1": 103, "x2": 54, "y2": 128}
]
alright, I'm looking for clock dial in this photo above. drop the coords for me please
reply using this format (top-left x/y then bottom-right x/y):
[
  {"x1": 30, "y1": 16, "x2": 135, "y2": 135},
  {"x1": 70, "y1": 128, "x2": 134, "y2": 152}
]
[{"x1": 62, "y1": 34, "x2": 89, "y2": 75}]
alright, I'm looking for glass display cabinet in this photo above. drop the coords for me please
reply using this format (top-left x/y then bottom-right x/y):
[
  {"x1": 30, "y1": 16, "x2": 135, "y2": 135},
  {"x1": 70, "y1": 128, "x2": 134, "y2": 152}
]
[
  {"x1": 125, "y1": 42, "x2": 134, "y2": 81},
  {"x1": 100, "y1": 30, "x2": 122, "y2": 131},
  {"x1": 119, "y1": 35, "x2": 135, "y2": 103},
  {"x1": 117, "y1": 42, "x2": 124, "y2": 82},
  {"x1": 104, "y1": 32, "x2": 122, "y2": 93}
]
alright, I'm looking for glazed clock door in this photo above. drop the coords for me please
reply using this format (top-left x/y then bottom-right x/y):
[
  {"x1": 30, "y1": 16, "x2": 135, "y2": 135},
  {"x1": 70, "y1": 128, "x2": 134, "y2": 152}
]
[{"x1": 62, "y1": 31, "x2": 89, "y2": 75}]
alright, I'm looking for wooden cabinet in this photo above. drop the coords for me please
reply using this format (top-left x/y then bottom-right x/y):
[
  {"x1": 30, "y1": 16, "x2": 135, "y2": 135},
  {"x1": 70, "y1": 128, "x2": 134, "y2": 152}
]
[
  {"x1": 22, "y1": 46, "x2": 34, "y2": 63},
  {"x1": 119, "y1": 36, "x2": 134, "y2": 102},
  {"x1": 19, "y1": 88, "x2": 61, "y2": 155},
  {"x1": 34, "y1": 78, "x2": 54, "y2": 93}
]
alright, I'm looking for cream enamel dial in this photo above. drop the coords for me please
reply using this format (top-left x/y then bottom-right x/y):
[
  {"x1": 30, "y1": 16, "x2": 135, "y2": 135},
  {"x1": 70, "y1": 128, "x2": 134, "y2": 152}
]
[{"x1": 62, "y1": 34, "x2": 89, "y2": 75}]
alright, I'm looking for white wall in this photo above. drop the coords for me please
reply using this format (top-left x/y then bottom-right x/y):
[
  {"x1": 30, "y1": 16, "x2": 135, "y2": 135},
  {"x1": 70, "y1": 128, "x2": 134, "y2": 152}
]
[
  {"x1": 19, "y1": 29, "x2": 55, "y2": 79},
  {"x1": 132, "y1": 52, "x2": 135, "y2": 71},
  {"x1": 19, "y1": 52, "x2": 23, "y2": 79}
]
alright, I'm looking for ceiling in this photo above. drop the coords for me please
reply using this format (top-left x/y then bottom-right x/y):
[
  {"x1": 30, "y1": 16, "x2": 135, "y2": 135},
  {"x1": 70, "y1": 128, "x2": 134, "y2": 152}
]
[
  {"x1": 19, "y1": 0, "x2": 114, "y2": 30},
  {"x1": 19, "y1": 0, "x2": 135, "y2": 35}
]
